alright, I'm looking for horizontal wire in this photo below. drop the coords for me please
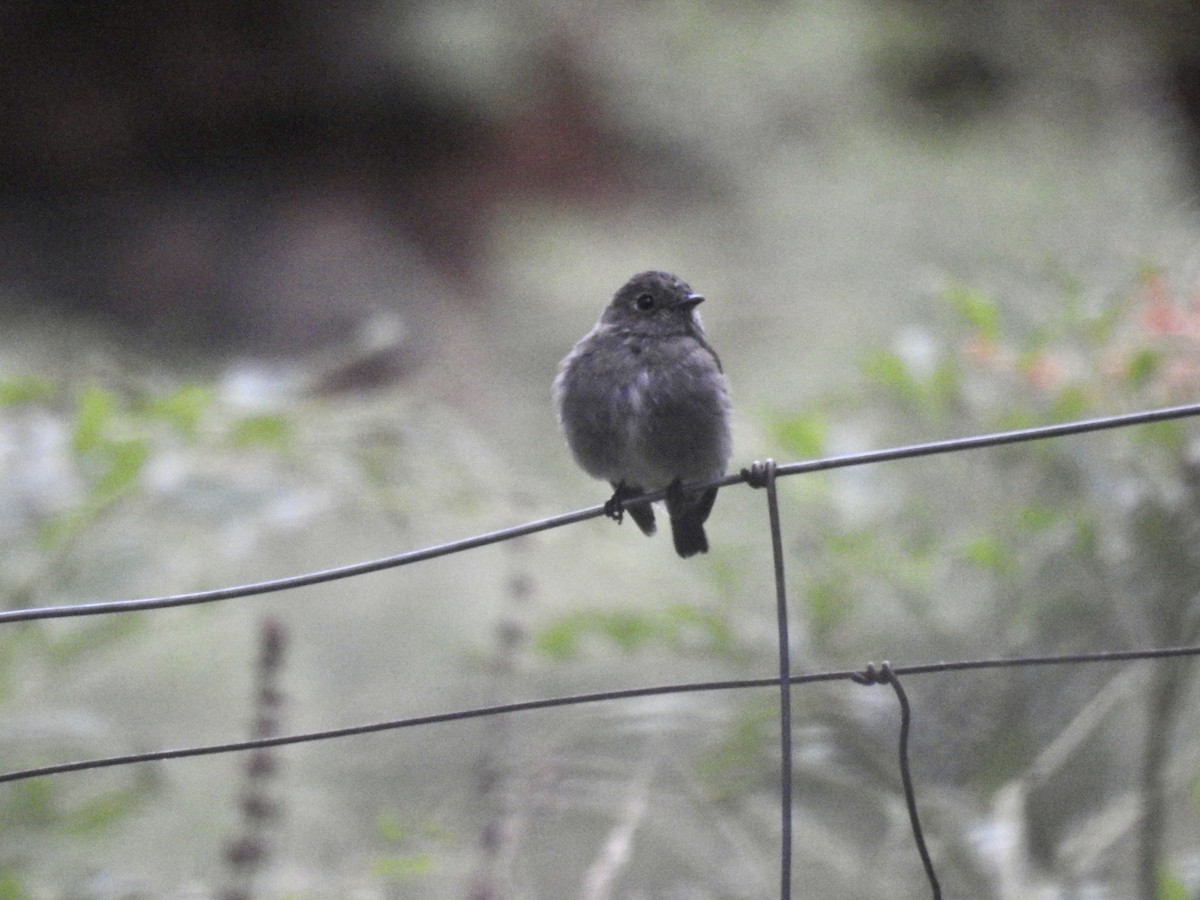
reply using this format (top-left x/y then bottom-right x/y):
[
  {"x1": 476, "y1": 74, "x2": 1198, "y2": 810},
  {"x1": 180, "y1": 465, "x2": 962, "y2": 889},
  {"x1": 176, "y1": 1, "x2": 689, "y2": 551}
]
[
  {"x1": 770, "y1": 401, "x2": 1200, "y2": 477},
  {"x1": 0, "y1": 508, "x2": 599, "y2": 623},
  {"x1": 5, "y1": 643, "x2": 1198, "y2": 785},
  {"x1": 0, "y1": 676, "x2": 788, "y2": 784},
  {"x1": 4, "y1": 401, "x2": 1199, "y2": 626},
  {"x1": 6, "y1": 399, "x2": 1199, "y2": 900}
]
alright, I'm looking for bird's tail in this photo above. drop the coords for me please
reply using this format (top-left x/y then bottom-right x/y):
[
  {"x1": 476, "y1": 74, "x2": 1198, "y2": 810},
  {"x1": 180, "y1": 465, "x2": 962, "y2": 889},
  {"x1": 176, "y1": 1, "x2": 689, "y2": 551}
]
[
  {"x1": 670, "y1": 515, "x2": 709, "y2": 557},
  {"x1": 667, "y1": 482, "x2": 718, "y2": 558}
]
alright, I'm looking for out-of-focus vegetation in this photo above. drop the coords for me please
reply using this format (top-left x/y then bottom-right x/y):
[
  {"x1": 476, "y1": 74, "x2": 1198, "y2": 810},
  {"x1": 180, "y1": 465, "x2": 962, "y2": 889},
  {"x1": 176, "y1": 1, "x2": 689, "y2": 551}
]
[
  {"x1": 4, "y1": 0, "x2": 1200, "y2": 897},
  {"x1": 0, "y1": 369, "x2": 513, "y2": 897},
  {"x1": 753, "y1": 267, "x2": 1200, "y2": 897},
  {"x1": 11, "y1": 267, "x2": 1195, "y2": 897}
]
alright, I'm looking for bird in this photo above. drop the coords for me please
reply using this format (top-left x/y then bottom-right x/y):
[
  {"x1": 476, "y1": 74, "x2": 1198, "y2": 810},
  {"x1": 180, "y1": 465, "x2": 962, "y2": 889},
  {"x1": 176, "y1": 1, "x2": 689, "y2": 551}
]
[{"x1": 553, "y1": 270, "x2": 732, "y2": 557}]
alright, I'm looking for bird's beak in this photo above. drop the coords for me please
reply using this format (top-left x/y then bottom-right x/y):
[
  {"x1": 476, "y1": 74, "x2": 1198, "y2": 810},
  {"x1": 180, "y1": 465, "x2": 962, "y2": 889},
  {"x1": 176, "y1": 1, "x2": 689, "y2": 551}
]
[{"x1": 675, "y1": 293, "x2": 705, "y2": 310}]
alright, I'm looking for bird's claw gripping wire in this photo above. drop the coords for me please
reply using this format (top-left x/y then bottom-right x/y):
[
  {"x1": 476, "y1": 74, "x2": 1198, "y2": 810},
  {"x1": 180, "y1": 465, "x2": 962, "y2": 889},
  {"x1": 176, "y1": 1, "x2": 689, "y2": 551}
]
[
  {"x1": 603, "y1": 495, "x2": 625, "y2": 524},
  {"x1": 604, "y1": 482, "x2": 639, "y2": 525},
  {"x1": 741, "y1": 459, "x2": 775, "y2": 489}
]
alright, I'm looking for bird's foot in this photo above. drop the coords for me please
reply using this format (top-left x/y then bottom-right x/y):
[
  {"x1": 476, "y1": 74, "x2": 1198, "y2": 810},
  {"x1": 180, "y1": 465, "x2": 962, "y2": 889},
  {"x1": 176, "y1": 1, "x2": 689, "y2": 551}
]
[
  {"x1": 606, "y1": 482, "x2": 656, "y2": 535},
  {"x1": 604, "y1": 482, "x2": 636, "y2": 524},
  {"x1": 740, "y1": 459, "x2": 775, "y2": 489}
]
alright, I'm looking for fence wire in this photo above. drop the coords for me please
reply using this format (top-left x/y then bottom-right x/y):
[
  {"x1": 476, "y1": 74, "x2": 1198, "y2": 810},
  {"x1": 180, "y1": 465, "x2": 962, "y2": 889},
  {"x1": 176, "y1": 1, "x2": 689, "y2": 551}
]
[{"x1": 6, "y1": 400, "x2": 1200, "y2": 898}]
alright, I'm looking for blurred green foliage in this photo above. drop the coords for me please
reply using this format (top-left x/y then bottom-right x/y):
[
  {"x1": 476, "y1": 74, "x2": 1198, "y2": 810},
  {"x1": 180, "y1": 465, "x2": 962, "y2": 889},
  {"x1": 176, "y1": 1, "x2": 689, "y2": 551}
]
[
  {"x1": 0, "y1": 376, "x2": 56, "y2": 406},
  {"x1": 697, "y1": 699, "x2": 778, "y2": 804},
  {"x1": 536, "y1": 604, "x2": 740, "y2": 661},
  {"x1": 765, "y1": 268, "x2": 1200, "y2": 897},
  {"x1": 5, "y1": 267, "x2": 1200, "y2": 895},
  {"x1": 371, "y1": 814, "x2": 457, "y2": 882},
  {"x1": 0, "y1": 870, "x2": 27, "y2": 900},
  {"x1": 530, "y1": 267, "x2": 1200, "y2": 896},
  {"x1": 766, "y1": 410, "x2": 827, "y2": 459},
  {"x1": 0, "y1": 378, "x2": 296, "y2": 896},
  {"x1": 0, "y1": 379, "x2": 295, "y2": 550},
  {"x1": 0, "y1": 776, "x2": 151, "y2": 838}
]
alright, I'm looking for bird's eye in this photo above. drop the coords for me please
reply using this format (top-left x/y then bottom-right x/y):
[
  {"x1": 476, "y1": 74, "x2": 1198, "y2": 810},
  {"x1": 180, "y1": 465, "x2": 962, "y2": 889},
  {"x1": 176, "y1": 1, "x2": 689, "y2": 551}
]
[{"x1": 635, "y1": 293, "x2": 655, "y2": 311}]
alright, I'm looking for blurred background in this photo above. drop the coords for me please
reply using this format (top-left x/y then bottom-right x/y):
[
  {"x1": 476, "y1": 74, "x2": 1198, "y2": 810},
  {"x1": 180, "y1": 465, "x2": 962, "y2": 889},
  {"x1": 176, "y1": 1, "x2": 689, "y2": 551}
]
[{"x1": 4, "y1": 1, "x2": 1200, "y2": 897}]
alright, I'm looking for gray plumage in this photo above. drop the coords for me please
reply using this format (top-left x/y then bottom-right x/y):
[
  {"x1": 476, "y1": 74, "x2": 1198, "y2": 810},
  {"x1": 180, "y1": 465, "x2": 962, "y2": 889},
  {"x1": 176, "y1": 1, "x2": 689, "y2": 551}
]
[{"x1": 553, "y1": 270, "x2": 732, "y2": 557}]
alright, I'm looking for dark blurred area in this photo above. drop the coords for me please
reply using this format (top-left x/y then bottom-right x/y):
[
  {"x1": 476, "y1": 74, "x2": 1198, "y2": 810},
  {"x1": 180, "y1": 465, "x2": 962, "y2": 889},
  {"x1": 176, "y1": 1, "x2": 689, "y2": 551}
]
[
  {"x1": 1, "y1": 0, "x2": 1199, "y2": 361},
  {"x1": 0, "y1": 1, "x2": 634, "y2": 360}
]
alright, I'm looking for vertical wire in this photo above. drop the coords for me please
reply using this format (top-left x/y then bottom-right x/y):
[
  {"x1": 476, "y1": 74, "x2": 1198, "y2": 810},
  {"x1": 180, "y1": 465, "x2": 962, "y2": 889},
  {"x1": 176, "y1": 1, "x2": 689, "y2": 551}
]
[
  {"x1": 885, "y1": 667, "x2": 941, "y2": 899},
  {"x1": 761, "y1": 460, "x2": 793, "y2": 899}
]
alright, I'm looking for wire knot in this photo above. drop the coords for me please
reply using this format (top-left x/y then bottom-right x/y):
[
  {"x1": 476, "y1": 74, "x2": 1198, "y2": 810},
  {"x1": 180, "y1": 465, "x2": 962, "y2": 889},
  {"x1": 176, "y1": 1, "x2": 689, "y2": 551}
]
[
  {"x1": 741, "y1": 459, "x2": 776, "y2": 489},
  {"x1": 851, "y1": 660, "x2": 894, "y2": 686}
]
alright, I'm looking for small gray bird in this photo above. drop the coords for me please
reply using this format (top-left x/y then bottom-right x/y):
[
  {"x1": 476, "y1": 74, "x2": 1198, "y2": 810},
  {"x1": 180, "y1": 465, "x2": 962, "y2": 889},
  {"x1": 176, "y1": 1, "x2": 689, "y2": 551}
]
[{"x1": 554, "y1": 270, "x2": 732, "y2": 557}]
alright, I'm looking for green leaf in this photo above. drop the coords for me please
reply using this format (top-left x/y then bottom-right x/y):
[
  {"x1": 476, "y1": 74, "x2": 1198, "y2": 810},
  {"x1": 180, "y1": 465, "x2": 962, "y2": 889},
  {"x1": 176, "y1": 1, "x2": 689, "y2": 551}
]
[
  {"x1": 377, "y1": 814, "x2": 409, "y2": 843},
  {"x1": 1156, "y1": 871, "x2": 1188, "y2": 900},
  {"x1": 72, "y1": 385, "x2": 119, "y2": 454},
  {"x1": 1081, "y1": 299, "x2": 1126, "y2": 343},
  {"x1": 805, "y1": 579, "x2": 851, "y2": 635},
  {"x1": 535, "y1": 619, "x2": 581, "y2": 660},
  {"x1": 1134, "y1": 420, "x2": 1185, "y2": 452},
  {"x1": 1126, "y1": 347, "x2": 1162, "y2": 388},
  {"x1": 768, "y1": 411, "x2": 826, "y2": 458},
  {"x1": 534, "y1": 610, "x2": 651, "y2": 659},
  {"x1": 0, "y1": 868, "x2": 30, "y2": 900},
  {"x1": 376, "y1": 814, "x2": 455, "y2": 845},
  {"x1": 1014, "y1": 503, "x2": 1057, "y2": 533},
  {"x1": 944, "y1": 284, "x2": 1001, "y2": 340},
  {"x1": 663, "y1": 604, "x2": 736, "y2": 655},
  {"x1": 231, "y1": 414, "x2": 292, "y2": 447},
  {"x1": 46, "y1": 614, "x2": 144, "y2": 665},
  {"x1": 141, "y1": 384, "x2": 215, "y2": 437},
  {"x1": 929, "y1": 359, "x2": 961, "y2": 407},
  {"x1": 92, "y1": 439, "x2": 149, "y2": 501},
  {"x1": 595, "y1": 610, "x2": 654, "y2": 651},
  {"x1": 1072, "y1": 514, "x2": 1098, "y2": 554},
  {"x1": 370, "y1": 855, "x2": 435, "y2": 879},
  {"x1": 66, "y1": 386, "x2": 150, "y2": 502},
  {"x1": 0, "y1": 376, "x2": 56, "y2": 406},
  {"x1": 0, "y1": 779, "x2": 55, "y2": 828},
  {"x1": 61, "y1": 785, "x2": 148, "y2": 836},
  {"x1": 995, "y1": 409, "x2": 1036, "y2": 431},
  {"x1": 1047, "y1": 385, "x2": 1089, "y2": 421},
  {"x1": 861, "y1": 350, "x2": 921, "y2": 403},
  {"x1": 535, "y1": 606, "x2": 732, "y2": 660},
  {"x1": 960, "y1": 534, "x2": 1014, "y2": 574}
]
